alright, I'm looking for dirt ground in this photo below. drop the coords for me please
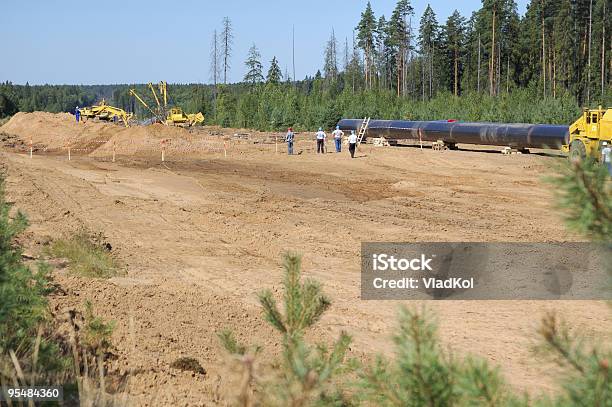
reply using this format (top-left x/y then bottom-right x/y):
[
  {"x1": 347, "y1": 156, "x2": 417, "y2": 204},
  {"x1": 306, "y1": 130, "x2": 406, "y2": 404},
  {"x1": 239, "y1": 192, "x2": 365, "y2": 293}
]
[{"x1": 1, "y1": 112, "x2": 610, "y2": 405}]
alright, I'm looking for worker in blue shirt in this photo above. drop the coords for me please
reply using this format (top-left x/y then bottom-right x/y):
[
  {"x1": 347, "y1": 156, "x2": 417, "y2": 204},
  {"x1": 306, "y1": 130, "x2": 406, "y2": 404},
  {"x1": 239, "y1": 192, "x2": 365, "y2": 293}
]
[
  {"x1": 75, "y1": 106, "x2": 80, "y2": 123},
  {"x1": 286, "y1": 127, "x2": 295, "y2": 155},
  {"x1": 332, "y1": 126, "x2": 344, "y2": 153}
]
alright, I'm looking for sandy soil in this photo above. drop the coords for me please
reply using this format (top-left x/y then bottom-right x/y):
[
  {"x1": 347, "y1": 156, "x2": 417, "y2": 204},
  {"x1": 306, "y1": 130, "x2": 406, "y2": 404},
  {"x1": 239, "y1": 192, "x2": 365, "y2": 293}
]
[{"x1": 1, "y1": 112, "x2": 610, "y2": 405}]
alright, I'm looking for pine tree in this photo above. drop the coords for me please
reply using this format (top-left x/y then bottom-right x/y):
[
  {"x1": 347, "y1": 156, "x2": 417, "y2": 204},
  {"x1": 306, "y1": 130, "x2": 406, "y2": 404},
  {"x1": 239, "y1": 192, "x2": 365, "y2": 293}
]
[
  {"x1": 344, "y1": 35, "x2": 363, "y2": 93},
  {"x1": 342, "y1": 37, "x2": 350, "y2": 73},
  {"x1": 356, "y1": 1, "x2": 377, "y2": 89},
  {"x1": 244, "y1": 44, "x2": 264, "y2": 85},
  {"x1": 388, "y1": 0, "x2": 414, "y2": 97},
  {"x1": 442, "y1": 10, "x2": 467, "y2": 96},
  {"x1": 593, "y1": 0, "x2": 610, "y2": 102},
  {"x1": 221, "y1": 17, "x2": 233, "y2": 84},
  {"x1": 209, "y1": 30, "x2": 221, "y2": 119},
  {"x1": 552, "y1": 0, "x2": 575, "y2": 94},
  {"x1": 210, "y1": 30, "x2": 221, "y2": 88},
  {"x1": 374, "y1": 15, "x2": 389, "y2": 90},
  {"x1": 267, "y1": 56, "x2": 283, "y2": 84},
  {"x1": 323, "y1": 29, "x2": 338, "y2": 82},
  {"x1": 218, "y1": 253, "x2": 352, "y2": 406},
  {"x1": 475, "y1": 0, "x2": 520, "y2": 97},
  {"x1": 419, "y1": 4, "x2": 439, "y2": 99},
  {"x1": 549, "y1": 159, "x2": 612, "y2": 240},
  {"x1": 358, "y1": 307, "x2": 518, "y2": 405},
  {"x1": 0, "y1": 175, "x2": 58, "y2": 374}
]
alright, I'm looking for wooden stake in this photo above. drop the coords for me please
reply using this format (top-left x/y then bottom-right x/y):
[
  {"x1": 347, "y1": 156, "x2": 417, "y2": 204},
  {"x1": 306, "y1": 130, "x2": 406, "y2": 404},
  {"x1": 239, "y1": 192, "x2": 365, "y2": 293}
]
[
  {"x1": 224, "y1": 140, "x2": 227, "y2": 158},
  {"x1": 161, "y1": 140, "x2": 166, "y2": 162},
  {"x1": 275, "y1": 136, "x2": 278, "y2": 154},
  {"x1": 29, "y1": 138, "x2": 33, "y2": 158},
  {"x1": 68, "y1": 147, "x2": 71, "y2": 161},
  {"x1": 112, "y1": 141, "x2": 116, "y2": 163}
]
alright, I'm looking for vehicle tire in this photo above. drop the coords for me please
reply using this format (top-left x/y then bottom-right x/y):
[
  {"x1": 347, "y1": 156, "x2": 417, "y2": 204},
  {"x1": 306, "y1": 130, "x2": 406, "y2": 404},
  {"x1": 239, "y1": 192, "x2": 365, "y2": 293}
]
[{"x1": 569, "y1": 140, "x2": 586, "y2": 161}]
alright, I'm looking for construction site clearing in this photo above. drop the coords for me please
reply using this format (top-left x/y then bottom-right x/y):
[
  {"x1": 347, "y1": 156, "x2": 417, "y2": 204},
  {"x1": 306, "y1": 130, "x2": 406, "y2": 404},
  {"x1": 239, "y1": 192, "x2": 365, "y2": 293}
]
[{"x1": 0, "y1": 111, "x2": 610, "y2": 405}]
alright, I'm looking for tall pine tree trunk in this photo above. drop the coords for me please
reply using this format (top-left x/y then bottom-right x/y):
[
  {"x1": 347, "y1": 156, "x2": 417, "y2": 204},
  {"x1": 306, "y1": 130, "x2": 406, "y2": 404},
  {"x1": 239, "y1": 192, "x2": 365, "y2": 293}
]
[
  {"x1": 601, "y1": 0, "x2": 606, "y2": 98},
  {"x1": 422, "y1": 57, "x2": 425, "y2": 101},
  {"x1": 541, "y1": 1, "x2": 546, "y2": 99},
  {"x1": 403, "y1": 50, "x2": 408, "y2": 97},
  {"x1": 587, "y1": 0, "x2": 592, "y2": 105},
  {"x1": 489, "y1": 7, "x2": 496, "y2": 97},
  {"x1": 429, "y1": 45, "x2": 433, "y2": 98},
  {"x1": 477, "y1": 34, "x2": 481, "y2": 93},
  {"x1": 553, "y1": 45, "x2": 557, "y2": 98},
  {"x1": 506, "y1": 56, "x2": 510, "y2": 93},
  {"x1": 454, "y1": 46, "x2": 459, "y2": 96},
  {"x1": 397, "y1": 53, "x2": 402, "y2": 97},
  {"x1": 497, "y1": 45, "x2": 501, "y2": 95}
]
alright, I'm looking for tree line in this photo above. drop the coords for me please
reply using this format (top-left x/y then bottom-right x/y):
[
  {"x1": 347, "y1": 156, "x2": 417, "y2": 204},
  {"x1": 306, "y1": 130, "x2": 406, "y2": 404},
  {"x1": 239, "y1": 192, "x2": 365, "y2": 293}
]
[
  {"x1": 0, "y1": 0, "x2": 609, "y2": 130},
  {"x1": 346, "y1": 0, "x2": 609, "y2": 104}
]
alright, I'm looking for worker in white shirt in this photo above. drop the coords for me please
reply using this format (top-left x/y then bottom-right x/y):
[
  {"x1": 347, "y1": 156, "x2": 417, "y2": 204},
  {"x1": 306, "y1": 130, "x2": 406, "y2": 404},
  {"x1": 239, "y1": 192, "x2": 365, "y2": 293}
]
[
  {"x1": 348, "y1": 130, "x2": 358, "y2": 158},
  {"x1": 601, "y1": 141, "x2": 612, "y2": 175},
  {"x1": 316, "y1": 127, "x2": 326, "y2": 154},
  {"x1": 331, "y1": 126, "x2": 344, "y2": 153}
]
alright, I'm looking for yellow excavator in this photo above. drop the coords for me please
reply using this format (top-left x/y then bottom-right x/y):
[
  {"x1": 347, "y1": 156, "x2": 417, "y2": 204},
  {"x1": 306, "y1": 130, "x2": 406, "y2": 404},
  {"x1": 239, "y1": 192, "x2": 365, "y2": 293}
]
[
  {"x1": 562, "y1": 106, "x2": 612, "y2": 160},
  {"x1": 79, "y1": 99, "x2": 133, "y2": 127},
  {"x1": 129, "y1": 81, "x2": 204, "y2": 127}
]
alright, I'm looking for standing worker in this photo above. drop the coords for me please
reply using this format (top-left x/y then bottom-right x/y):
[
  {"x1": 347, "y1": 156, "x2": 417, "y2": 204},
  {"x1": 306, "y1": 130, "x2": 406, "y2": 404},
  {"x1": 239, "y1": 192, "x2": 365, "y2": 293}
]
[
  {"x1": 602, "y1": 141, "x2": 612, "y2": 176},
  {"x1": 332, "y1": 125, "x2": 344, "y2": 153},
  {"x1": 286, "y1": 127, "x2": 295, "y2": 155},
  {"x1": 316, "y1": 127, "x2": 326, "y2": 154},
  {"x1": 75, "y1": 106, "x2": 80, "y2": 123},
  {"x1": 348, "y1": 130, "x2": 357, "y2": 158}
]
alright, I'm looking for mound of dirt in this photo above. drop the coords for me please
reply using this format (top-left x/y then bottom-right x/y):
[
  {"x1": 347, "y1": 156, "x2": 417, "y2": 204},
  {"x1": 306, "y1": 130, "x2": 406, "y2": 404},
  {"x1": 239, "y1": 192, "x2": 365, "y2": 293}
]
[
  {"x1": 0, "y1": 112, "x2": 287, "y2": 159},
  {"x1": 0, "y1": 112, "x2": 220, "y2": 156}
]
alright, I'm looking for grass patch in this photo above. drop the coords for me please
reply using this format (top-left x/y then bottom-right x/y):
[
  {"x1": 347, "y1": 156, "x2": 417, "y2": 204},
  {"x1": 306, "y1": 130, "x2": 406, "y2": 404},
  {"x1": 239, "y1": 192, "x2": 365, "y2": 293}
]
[{"x1": 46, "y1": 232, "x2": 118, "y2": 278}]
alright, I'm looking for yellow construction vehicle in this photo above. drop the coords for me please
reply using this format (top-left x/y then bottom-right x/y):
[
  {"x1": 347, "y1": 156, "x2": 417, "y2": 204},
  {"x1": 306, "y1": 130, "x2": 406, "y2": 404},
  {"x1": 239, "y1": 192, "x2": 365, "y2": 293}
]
[
  {"x1": 129, "y1": 81, "x2": 204, "y2": 127},
  {"x1": 167, "y1": 108, "x2": 205, "y2": 126},
  {"x1": 563, "y1": 107, "x2": 612, "y2": 160},
  {"x1": 79, "y1": 99, "x2": 133, "y2": 127}
]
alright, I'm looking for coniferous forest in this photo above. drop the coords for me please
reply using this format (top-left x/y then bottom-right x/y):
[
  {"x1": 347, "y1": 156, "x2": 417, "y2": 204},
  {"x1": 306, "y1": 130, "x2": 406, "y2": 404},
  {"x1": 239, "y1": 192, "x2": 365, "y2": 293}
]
[{"x1": 0, "y1": 0, "x2": 610, "y2": 130}]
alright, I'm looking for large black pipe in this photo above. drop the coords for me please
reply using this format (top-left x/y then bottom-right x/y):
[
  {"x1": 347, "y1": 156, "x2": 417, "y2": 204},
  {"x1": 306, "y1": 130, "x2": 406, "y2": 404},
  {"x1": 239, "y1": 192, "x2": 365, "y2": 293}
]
[{"x1": 337, "y1": 119, "x2": 569, "y2": 149}]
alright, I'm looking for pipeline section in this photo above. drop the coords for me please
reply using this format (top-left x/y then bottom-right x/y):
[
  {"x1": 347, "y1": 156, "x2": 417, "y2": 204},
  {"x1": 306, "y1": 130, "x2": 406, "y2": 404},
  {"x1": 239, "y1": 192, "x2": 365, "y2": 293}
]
[{"x1": 337, "y1": 119, "x2": 569, "y2": 149}]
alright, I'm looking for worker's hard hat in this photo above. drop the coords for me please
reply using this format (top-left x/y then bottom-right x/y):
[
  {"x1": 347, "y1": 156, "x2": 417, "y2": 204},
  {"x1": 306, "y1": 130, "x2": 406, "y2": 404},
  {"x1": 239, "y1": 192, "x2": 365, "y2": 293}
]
[
  {"x1": 318, "y1": 127, "x2": 322, "y2": 131},
  {"x1": 603, "y1": 141, "x2": 608, "y2": 145},
  {"x1": 336, "y1": 125, "x2": 340, "y2": 129}
]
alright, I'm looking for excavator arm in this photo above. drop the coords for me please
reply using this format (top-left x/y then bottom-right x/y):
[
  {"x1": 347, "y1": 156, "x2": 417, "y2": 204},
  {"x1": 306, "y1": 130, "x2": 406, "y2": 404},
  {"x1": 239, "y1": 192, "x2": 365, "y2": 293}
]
[
  {"x1": 147, "y1": 82, "x2": 162, "y2": 109},
  {"x1": 130, "y1": 89, "x2": 166, "y2": 124},
  {"x1": 158, "y1": 81, "x2": 168, "y2": 108}
]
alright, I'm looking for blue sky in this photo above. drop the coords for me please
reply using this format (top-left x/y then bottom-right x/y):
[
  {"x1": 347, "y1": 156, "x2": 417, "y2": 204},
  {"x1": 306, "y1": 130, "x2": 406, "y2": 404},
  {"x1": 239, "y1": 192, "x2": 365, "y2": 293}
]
[{"x1": 0, "y1": 0, "x2": 528, "y2": 85}]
